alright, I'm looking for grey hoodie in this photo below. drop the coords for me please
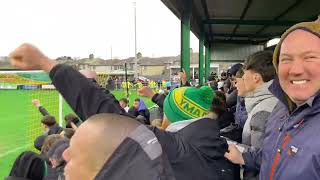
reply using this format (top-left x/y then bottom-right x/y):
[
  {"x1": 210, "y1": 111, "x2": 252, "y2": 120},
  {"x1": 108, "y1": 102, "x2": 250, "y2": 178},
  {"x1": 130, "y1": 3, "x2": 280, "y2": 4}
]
[{"x1": 242, "y1": 80, "x2": 278, "y2": 148}]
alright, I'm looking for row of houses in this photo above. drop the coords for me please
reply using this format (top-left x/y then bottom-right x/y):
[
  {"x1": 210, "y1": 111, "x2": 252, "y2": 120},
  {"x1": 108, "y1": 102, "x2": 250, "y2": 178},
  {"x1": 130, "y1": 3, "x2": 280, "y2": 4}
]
[
  {"x1": 57, "y1": 52, "x2": 222, "y2": 81},
  {"x1": 0, "y1": 52, "x2": 231, "y2": 81}
]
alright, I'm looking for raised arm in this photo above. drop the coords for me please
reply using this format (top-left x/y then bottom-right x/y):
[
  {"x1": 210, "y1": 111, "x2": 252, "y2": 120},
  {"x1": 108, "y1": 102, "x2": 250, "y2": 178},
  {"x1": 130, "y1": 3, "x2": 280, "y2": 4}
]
[
  {"x1": 10, "y1": 43, "x2": 125, "y2": 120},
  {"x1": 32, "y1": 99, "x2": 50, "y2": 116}
]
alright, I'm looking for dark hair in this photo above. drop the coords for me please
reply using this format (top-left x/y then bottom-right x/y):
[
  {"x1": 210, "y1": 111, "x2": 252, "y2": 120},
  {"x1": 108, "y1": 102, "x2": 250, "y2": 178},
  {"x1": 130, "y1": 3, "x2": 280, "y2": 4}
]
[
  {"x1": 64, "y1": 114, "x2": 82, "y2": 128},
  {"x1": 41, "y1": 116, "x2": 56, "y2": 127},
  {"x1": 119, "y1": 98, "x2": 129, "y2": 104},
  {"x1": 210, "y1": 97, "x2": 226, "y2": 116},
  {"x1": 229, "y1": 63, "x2": 243, "y2": 77},
  {"x1": 64, "y1": 114, "x2": 77, "y2": 122},
  {"x1": 235, "y1": 68, "x2": 244, "y2": 78},
  {"x1": 41, "y1": 134, "x2": 64, "y2": 156},
  {"x1": 62, "y1": 128, "x2": 75, "y2": 139},
  {"x1": 214, "y1": 91, "x2": 226, "y2": 103},
  {"x1": 244, "y1": 50, "x2": 275, "y2": 82},
  {"x1": 134, "y1": 98, "x2": 140, "y2": 102}
]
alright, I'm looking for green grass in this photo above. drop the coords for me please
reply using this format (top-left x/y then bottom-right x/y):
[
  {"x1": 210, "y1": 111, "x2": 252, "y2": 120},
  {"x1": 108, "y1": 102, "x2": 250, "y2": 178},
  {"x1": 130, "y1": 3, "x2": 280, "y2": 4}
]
[{"x1": 0, "y1": 89, "x2": 154, "y2": 179}]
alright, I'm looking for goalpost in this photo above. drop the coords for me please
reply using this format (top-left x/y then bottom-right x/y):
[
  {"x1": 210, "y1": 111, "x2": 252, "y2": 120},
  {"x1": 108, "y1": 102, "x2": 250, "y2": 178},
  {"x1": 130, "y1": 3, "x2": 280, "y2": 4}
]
[{"x1": 0, "y1": 70, "x2": 65, "y2": 163}]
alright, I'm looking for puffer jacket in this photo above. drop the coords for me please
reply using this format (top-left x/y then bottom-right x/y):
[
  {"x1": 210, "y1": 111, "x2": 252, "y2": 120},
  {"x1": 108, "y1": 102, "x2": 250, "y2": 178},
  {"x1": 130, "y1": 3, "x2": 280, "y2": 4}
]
[
  {"x1": 242, "y1": 80, "x2": 278, "y2": 148},
  {"x1": 243, "y1": 78, "x2": 320, "y2": 180}
]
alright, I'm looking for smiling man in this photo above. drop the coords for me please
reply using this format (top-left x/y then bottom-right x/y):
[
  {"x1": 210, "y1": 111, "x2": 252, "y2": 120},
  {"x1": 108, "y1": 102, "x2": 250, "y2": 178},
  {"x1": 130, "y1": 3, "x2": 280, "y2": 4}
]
[
  {"x1": 278, "y1": 29, "x2": 320, "y2": 104},
  {"x1": 225, "y1": 18, "x2": 320, "y2": 180}
]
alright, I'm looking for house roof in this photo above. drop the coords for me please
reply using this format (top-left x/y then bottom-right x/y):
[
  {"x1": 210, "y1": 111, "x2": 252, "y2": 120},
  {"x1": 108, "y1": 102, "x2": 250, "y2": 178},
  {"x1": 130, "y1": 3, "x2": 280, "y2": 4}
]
[
  {"x1": 138, "y1": 57, "x2": 176, "y2": 65},
  {"x1": 161, "y1": 0, "x2": 319, "y2": 46},
  {"x1": 113, "y1": 56, "x2": 177, "y2": 66},
  {"x1": 61, "y1": 58, "x2": 122, "y2": 66}
]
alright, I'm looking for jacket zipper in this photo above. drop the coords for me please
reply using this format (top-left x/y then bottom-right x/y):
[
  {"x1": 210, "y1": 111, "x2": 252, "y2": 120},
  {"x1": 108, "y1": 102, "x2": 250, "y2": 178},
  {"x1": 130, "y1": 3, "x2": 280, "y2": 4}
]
[
  {"x1": 269, "y1": 114, "x2": 306, "y2": 180},
  {"x1": 269, "y1": 133, "x2": 291, "y2": 180}
]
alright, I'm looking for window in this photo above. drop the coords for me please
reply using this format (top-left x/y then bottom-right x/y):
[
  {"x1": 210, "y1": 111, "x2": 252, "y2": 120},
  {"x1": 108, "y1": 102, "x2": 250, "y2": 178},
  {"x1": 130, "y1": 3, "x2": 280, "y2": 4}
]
[{"x1": 113, "y1": 65, "x2": 119, "y2": 70}]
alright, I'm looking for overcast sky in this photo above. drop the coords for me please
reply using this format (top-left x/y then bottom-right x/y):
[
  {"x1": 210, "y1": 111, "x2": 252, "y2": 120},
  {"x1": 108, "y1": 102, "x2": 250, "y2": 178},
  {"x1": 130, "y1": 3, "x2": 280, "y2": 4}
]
[{"x1": 0, "y1": 0, "x2": 199, "y2": 59}]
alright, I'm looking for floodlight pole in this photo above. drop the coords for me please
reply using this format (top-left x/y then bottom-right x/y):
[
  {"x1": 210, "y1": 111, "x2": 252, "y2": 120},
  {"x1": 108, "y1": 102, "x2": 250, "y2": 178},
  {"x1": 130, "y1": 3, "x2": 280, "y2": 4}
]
[
  {"x1": 110, "y1": 46, "x2": 112, "y2": 60},
  {"x1": 125, "y1": 63, "x2": 129, "y2": 99},
  {"x1": 133, "y1": 2, "x2": 138, "y2": 79}
]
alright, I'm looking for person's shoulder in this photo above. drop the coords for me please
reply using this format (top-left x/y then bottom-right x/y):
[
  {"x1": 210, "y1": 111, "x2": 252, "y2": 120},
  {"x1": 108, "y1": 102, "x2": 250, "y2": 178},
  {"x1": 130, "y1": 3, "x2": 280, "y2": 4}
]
[
  {"x1": 253, "y1": 96, "x2": 278, "y2": 113},
  {"x1": 186, "y1": 118, "x2": 220, "y2": 130}
]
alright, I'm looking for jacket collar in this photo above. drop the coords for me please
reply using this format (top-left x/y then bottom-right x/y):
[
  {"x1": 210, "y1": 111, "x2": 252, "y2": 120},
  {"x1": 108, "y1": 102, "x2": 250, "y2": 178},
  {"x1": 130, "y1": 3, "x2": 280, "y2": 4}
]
[
  {"x1": 298, "y1": 95, "x2": 316, "y2": 108},
  {"x1": 269, "y1": 76, "x2": 320, "y2": 111},
  {"x1": 165, "y1": 113, "x2": 216, "y2": 133},
  {"x1": 166, "y1": 118, "x2": 200, "y2": 132},
  {"x1": 245, "y1": 80, "x2": 274, "y2": 113}
]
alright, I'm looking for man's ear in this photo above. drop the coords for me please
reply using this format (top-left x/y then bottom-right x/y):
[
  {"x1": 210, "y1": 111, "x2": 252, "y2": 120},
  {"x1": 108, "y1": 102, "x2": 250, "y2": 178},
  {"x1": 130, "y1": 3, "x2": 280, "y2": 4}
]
[{"x1": 253, "y1": 73, "x2": 262, "y2": 83}]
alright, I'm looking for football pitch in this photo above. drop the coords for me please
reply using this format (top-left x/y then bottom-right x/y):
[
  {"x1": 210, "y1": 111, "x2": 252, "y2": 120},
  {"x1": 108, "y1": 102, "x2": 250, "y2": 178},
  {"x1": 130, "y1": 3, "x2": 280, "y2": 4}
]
[{"x1": 0, "y1": 89, "x2": 154, "y2": 179}]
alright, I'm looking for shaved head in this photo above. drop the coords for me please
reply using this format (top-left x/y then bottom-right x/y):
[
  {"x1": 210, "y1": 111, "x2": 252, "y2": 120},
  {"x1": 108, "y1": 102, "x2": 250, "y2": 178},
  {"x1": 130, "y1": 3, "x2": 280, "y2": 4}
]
[
  {"x1": 63, "y1": 113, "x2": 140, "y2": 180},
  {"x1": 85, "y1": 113, "x2": 140, "y2": 161}
]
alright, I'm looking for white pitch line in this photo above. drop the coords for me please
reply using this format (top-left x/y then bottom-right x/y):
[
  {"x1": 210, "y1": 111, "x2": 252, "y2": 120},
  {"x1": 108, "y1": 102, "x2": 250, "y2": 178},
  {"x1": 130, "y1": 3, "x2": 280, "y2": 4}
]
[{"x1": 0, "y1": 144, "x2": 32, "y2": 159}]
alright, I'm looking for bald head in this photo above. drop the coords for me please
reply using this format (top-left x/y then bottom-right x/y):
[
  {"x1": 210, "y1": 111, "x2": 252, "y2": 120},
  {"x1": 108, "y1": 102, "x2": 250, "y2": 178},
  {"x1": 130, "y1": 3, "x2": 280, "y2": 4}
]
[
  {"x1": 86, "y1": 113, "x2": 140, "y2": 153},
  {"x1": 63, "y1": 113, "x2": 140, "y2": 180}
]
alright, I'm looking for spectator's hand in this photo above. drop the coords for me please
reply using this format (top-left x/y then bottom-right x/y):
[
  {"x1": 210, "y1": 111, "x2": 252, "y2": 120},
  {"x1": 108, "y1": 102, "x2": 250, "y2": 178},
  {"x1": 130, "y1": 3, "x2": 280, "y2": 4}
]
[
  {"x1": 9, "y1": 43, "x2": 57, "y2": 72},
  {"x1": 138, "y1": 87, "x2": 155, "y2": 98},
  {"x1": 32, "y1": 99, "x2": 41, "y2": 107},
  {"x1": 70, "y1": 122, "x2": 78, "y2": 130},
  {"x1": 224, "y1": 144, "x2": 245, "y2": 165}
]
